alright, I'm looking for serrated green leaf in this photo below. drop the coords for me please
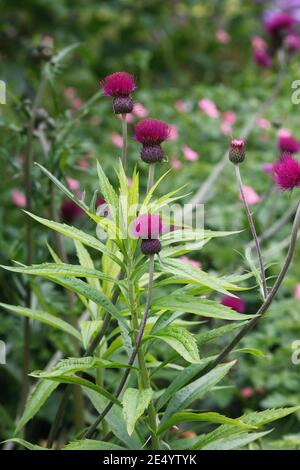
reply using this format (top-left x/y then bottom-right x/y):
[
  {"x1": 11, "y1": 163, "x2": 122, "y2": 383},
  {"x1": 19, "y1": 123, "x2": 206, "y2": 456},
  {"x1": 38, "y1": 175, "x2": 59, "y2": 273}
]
[
  {"x1": 63, "y1": 439, "x2": 125, "y2": 450},
  {"x1": 152, "y1": 296, "x2": 253, "y2": 321},
  {"x1": 122, "y1": 388, "x2": 153, "y2": 435},
  {"x1": 201, "y1": 430, "x2": 271, "y2": 450},
  {"x1": 15, "y1": 380, "x2": 59, "y2": 435},
  {"x1": 80, "y1": 320, "x2": 103, "y2": 349},
  {"x1": 147, "y1": 326, "x2": 200, "y2": 363},
  {"x1": 0, "y1": 303, "x2": 80, "y2": 340},
  {"x1": 160, "y1": 361, "x2": 236, "y2": 426}
]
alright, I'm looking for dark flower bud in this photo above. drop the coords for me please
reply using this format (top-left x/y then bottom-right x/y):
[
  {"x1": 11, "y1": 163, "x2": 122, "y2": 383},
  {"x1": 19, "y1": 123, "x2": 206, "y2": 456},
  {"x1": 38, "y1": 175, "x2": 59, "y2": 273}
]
[
  {"x1": 113, "y1": 96, "x2": 133, "y2": 114},
  {"x1": 229, "y1": 139, "x2": 245, "y2": 164},
  {"x1": 141, "y1": 144, "x2": 164, "y2": 163},
  {"x1": 141, "y1": 238, "x2": 161, "y2": 255}
]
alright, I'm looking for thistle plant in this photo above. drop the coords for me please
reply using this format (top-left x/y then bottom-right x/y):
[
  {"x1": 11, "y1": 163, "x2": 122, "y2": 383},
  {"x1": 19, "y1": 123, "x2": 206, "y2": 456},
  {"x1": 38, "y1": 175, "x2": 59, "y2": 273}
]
[{"x1": 2, "y1": 68, "x2": 300, "y2": 452}]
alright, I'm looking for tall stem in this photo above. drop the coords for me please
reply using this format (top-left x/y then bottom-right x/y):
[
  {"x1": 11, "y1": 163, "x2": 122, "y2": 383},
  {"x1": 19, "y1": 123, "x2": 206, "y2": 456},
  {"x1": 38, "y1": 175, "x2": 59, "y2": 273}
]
[
  {"x1": 235, "y1": 165, "x2": 268, "y2": 299},
  {"x1": 147, "y1": 164, "x2": 155, "y2": 193},
  {"x1": 207, "y1": 200, "x2": 300, "y2": 371},
  {"x1": 84, "y1": 255, "x2": 156, "y2": 441},
  {"x1": 21, "y1": 69, "x2": 47, "y2": 418},
  {"x1": 128, "y1": 268, "x2": 159, "y2": 449},
  {"x1": 121, "y1": 114, "x2": 127, "y2": 170}
]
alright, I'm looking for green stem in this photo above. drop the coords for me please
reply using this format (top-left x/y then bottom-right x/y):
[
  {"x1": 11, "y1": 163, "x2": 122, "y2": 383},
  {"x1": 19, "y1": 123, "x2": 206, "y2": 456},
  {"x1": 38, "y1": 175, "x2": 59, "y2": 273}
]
[
  {"x1": 84, "y1": 255, "x2": 156, "y2": 441},
  {"x1": 147, "y1": 164, "x2": 155, "y2": 193},
  {"x1": 128, "y1": 271, "x2": 159, "y2": 449},
  {"x1": 203, "y1": 200, "x2": 300, "y2": 373},
  {"x1": 121, "y1": 114, "x2": 127, "y2": 170},
  {"x1": 235, "y1": 165, "x2": 268, "y2": 300},
  {"x1": 21, "y1": 68, "x2": 47, "y2": 422}
]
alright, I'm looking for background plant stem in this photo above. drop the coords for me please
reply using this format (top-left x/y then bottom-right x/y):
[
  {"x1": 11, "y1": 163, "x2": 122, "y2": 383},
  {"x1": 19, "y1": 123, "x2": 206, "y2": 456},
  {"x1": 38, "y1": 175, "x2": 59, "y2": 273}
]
[
  {"x1": 21, "y1": 69, "x2": 47, "y2": 422},
  {"x1": 235, "y1": 165, "x2": 268, "y2": 299},
  {"x1": 147, "y1": 164, "x2": 155, "y2": 193}
]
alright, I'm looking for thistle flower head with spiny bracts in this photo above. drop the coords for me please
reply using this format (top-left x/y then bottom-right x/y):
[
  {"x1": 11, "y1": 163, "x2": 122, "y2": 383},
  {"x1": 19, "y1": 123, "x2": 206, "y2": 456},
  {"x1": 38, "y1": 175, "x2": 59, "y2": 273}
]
[
  {"x1": 229, "y1": 138, "x2": 246, "y2": 164},
  {"x1": 273, "y1": 152, "x2": 300, "y2": 190},
  {"x1": 134, "y1": 118, "x2": 170, "y2": 163},
  {"x1": 132, "y1": 213, "x2": 163, "y2": 254},
  {"x1": 101, "y1": 72, "x2": 136, "y2": 114}
]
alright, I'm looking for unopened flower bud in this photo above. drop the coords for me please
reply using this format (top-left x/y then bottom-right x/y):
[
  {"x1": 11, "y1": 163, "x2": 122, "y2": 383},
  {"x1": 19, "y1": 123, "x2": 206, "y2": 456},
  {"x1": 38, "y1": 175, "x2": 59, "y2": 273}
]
[
  {"x1": 229, "y1": 139, "x2": 245, "y2": 164},
  {"x1": 141, "y1": 239, "x2": 161, "y2": 255}
]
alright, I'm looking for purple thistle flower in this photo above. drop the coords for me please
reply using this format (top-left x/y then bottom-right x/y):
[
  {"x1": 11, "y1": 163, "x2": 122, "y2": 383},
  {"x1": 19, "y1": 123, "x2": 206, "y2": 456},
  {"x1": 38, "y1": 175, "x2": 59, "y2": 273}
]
[
  {"x1": 134, "y1": 118, "x2": 170, "y2": 163},
  {"x1": 265, "y1": 11, "x2": 295, "y2": 36},
  {"x1": 220, "y1": 296, "x2": 246, "y2": 313},
  {"x1": 253, "y1": 48, "x2": 273, "y2": 67},
  {"x1": 61, "y1": 200, "x2": 83, "y2": 223},
  {"x1": 273, "y1": 152, "x2": 300, "y2": 190},
  {"x1": 101, "y1": 72, "x2": 136, "y2": 114},
  {"x1": 278, "y1": 134, "x2": 300, "y2": 153}
]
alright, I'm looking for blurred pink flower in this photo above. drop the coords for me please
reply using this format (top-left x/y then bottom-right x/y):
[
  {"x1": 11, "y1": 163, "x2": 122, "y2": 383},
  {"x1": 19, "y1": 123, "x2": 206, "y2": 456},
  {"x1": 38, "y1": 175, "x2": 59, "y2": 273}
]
[
  {"x1": 61, "y1": 199, "x2": 83, "y2": 223},
  {"x1": 241, "y1": 387, "x2": 254, "y2": 399},
  {"x1": 215, "y1": 29, "x2": 230, "y2": 44},
  {"x1": 286, "y1": 32, "x2": 300, "y2": 53},
  {"x1": 223, "y1": 111, "x2": 236, "y2": 124},
  {"x1": 220, "y1": 295, "x2": 246, "y2": 313},
  {"x1": 66, "y1": 177, "x2": 80, "y2": 191},
  {"x1": 220, "y1": 121, "x2": 232, "y2": 135},
  {"x1": 181, "y1": 256, "x2": 201, "y2": 269},
  {"x1": 263, "y1": 163, "x2": 275, "y2": 174},
  {"x1": 64, "y1": 87, "x2": 77, "y2": 101},
  {"x1": 251, "y1": 36, "x2": 268, "y2": 51},
  {"x1": 239, "y1": 185, "x2": 261, "y2": 205},
  {"x1": 133, "y1": 102, "x2": 148, "y2": 118},
  {"x1": 12, "y1": 190, "x2": 26, "y2": 208},
  {"x1": 253, "y1": 49, "x2": 272, "y2": 68},
  {"x1": 111, "y1": 132, "x2": 124, "y2": 148},
  {"x1": 72, "y1": 98, "x2": 83, "y2": 110},
  {"x1": 198, "y1": 98, "x2": 220, "y2": 118},
  {"x1": 277, "y1": 131, "x2": 300, "y2": 153},
  {"x1": 182, "y1": 144, "x2": 199, "y2": 161},
  {"x1": 255, "y1": 386, "x2": 265, "y2": 395},
  {"x1": 127, "y1": 177, "x2": 133, "y2": 187},
  {"x1": 256, "y1": 117, "x2": 271, "y2": 130},
  {"x1": 79, "y1": 159, "x2": 90, "y2": 169},
  {"x1": 175, "y1": 100, "x2": 188, "y2": 113},
  {"x1": 171, "y1": 158, "x2": 183, "y2": 170},
  {"x1": 168, "y1": 124, "x2": 178, "y2": 140},
  {"x1": 294, "y1": 283, "x2": 300, "y2": 300}
]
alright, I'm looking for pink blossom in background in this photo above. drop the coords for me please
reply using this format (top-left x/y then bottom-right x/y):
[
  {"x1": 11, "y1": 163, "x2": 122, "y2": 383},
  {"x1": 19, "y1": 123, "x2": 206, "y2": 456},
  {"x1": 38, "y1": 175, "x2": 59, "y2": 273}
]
[
  {"x1": 171, "y1": 158, "x2": 183, "y2": 170},
  {"x1": 255, "y1": 387, "x2": 265, "y2": 395},
  {"x1": 72, "y1": 98, "x2": 83, "y2": 110},
  {"x1": 127, "y1": 177, "x2": 133, "y2": 187},
  {"x1": 294, "y1": 283, "x2": 300, "y2": 300},
  {"x1": 111, "y1": 132, "x2": 124, "y2": 148},
  {"x1": 253, "y1": 49, "x2": 272, "y2": 68},
  {"x1": 223, "y1": 111, "x2": 236, "y2": 124},
  {"x1": 180, "y1": 256, "x2": 201, "y2": 269},
  {"x1": 263, "y1": 163, "x2": 275, "y2": 174},
  {"x1": 175, "y1": 100, "x2": 188, "y2": 113},
  {"x1": 277, "y1": 131, "x2": 300, "y2": 153},
  {"x1": 278, "y1": 128, "x2": 292, "y2": 138},
  {"x1": 198, "y1": 98, "x2": 220, "y2": 119},
  {"x1": 220, "y1": 295, "x2": 246, "y2": 313},
  {"x1": 182, "y1": 144, "x2": 199, "y2": 161},
  {"x1": 286, "y1": 32, "x2": 300, "y2": 52},
  {"x1": 79, "y1": 159, "x2": 90, "y2": 170},
  {"x1": 220, "y1": 121, "x2": 232, "y2": 135},
  {"x1": 256, "y1": 117, "x2": 271, "y2": 130},
  {"x1": 251, "y1": 36, "x2": 268, "y2": 51},
  {"x1": 12, "y1": 190, "x2": 26, "y2": 208},
  {"x1": 239, "y1": 185, "x2": 261, "y2": 205},
  {"x1": 241, "y1": 387, "x2": 254, "y2": 399},
  {"x1": 168, "y1": 125, "x2": 178, "y2": 140},
  {"x1": 64, "y1": 87, "x2": 77, "y2": 101},
  {"x1": 215, "y1": 29, "x2": 230, "y2": 44},
  {"x1": 66, "y1": 176, "x2": 80, "y2": 191},
  {"x1": 133, "y1": 102, "x2": 148, "y2": 118}
]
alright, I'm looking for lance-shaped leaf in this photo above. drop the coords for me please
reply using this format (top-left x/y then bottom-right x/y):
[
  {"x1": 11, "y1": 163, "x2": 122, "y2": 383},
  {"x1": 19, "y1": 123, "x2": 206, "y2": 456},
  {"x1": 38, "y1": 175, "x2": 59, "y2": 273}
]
[
  {"x1": 63, "y1": 440, "x2": 125, "y2": 450},
  {"x1": 146, "y1": 326, "x2": 200, "y2": 364},
  {"x1": 122, "y1": 388, "x2": 153, "y2": 436},
  {"x1": 0, "y1": 303, "x2": 80, "y2": 340}
]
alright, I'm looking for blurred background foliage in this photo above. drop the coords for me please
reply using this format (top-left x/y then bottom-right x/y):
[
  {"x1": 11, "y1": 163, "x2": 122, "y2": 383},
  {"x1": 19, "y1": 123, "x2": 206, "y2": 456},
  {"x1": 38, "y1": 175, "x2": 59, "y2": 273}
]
[{"x1": 1, "y1": 0, "x2": 300, "y2": 448}]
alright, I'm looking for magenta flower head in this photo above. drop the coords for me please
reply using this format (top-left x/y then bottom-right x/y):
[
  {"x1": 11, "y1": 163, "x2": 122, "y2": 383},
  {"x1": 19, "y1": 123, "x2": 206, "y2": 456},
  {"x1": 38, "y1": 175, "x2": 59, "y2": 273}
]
[
  {"x1": 132, "y1": 213, "x2": 163, "y2": 255},
  {"x1": 134, "y1": 118, "x2": 170, "y2": 163},
  {"x1": 61, "y1": 200, "x2": 83, "y2": 223},
  {"x1": 253, "y1": 49, "x2": 272, "y2": 68},
  {"x1": 277, "y1": 134, "x2": 300, "y2": 154},
  {"x1": 220, "y1": 295, "x2": 246, "y2": 313},
  {"x1": 265, "y1": 12, "x2": 295, "y2": 37},
  {"x1": 273, "y1": 152, "x2": 300, "y2": 190},
  {"x1": 101, "y1": 72, "x2": 136, "y2": 114},
  {"x1": 229, "y1": 138, "x2": 246, "y2": 164},
  {"x1": 286, "y1": 32, "x2": 300, "y2": 53}
]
